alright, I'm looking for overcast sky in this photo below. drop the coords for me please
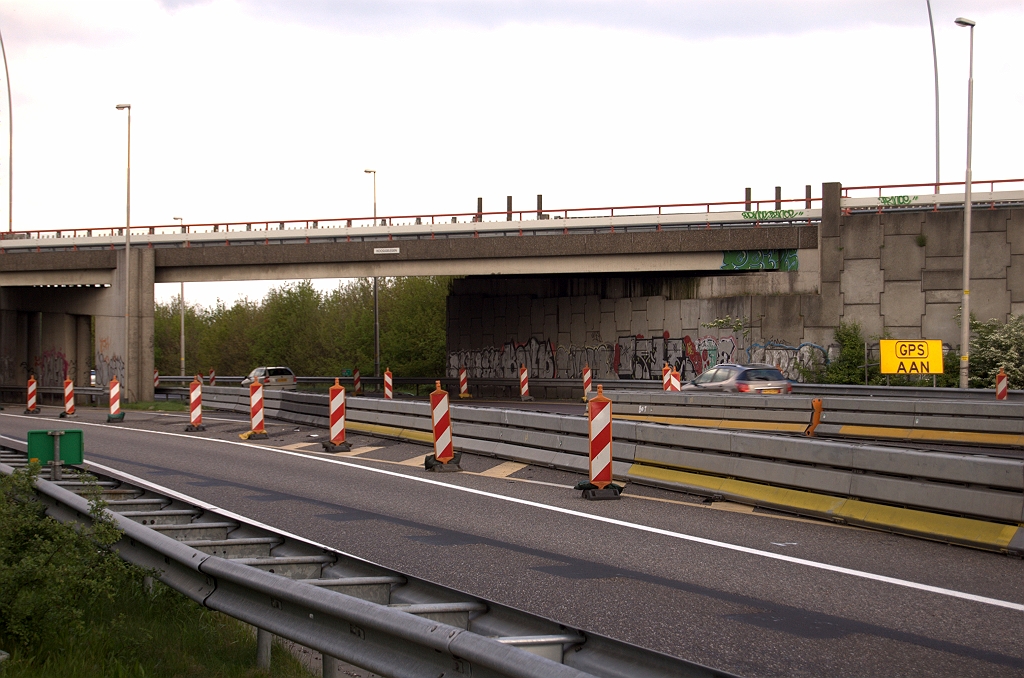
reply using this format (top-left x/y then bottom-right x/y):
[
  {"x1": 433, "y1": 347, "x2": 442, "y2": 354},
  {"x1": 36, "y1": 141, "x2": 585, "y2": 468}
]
[{"x1": 1, "y1": 0, "x2": 1021, "y2": 306}]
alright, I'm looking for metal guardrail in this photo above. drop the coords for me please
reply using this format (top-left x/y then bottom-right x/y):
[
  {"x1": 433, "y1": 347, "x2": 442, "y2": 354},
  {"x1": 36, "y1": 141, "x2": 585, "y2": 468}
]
[
  {"x1": 157, "y1": 376, "x2": 1021, "y2": 400},
  {"x1": 194, "y1": 388, "x2": 1024, "y2": 542},
  {"x1": 0, "y1": 448, "x2": 732, "y2": 678}
]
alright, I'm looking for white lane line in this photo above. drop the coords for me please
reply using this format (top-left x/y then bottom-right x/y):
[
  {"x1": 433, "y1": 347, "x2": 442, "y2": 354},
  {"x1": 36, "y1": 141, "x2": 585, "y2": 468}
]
[{"x1": 2, "y1": 412, "x2": 1022, "y2": 613}]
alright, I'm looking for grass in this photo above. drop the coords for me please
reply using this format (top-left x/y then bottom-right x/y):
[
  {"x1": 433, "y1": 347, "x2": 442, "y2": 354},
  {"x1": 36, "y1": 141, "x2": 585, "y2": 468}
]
[
  {"x1": 0, "y1": 579, "x2": 313, "y2": 678},
  {"x1": 121, "y1": 400, "x2": 188, "y2": 412}
]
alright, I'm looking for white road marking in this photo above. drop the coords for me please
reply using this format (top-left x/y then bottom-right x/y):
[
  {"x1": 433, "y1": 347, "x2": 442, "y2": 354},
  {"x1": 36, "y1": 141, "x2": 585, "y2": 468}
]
[{"x1": 2, "y1": 413, "x2": 1022, "y2": 613}]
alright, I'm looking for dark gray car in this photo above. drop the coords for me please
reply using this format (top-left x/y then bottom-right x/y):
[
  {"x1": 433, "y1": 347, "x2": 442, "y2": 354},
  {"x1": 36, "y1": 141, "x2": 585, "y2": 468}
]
[{"x1": 681, "y1": 363, "x2": 792, "y2": 394}]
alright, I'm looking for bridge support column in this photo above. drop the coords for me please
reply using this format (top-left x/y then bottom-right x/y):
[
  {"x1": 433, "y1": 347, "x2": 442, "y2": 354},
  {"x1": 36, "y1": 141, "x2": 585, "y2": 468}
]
[{"x1": 94, "y1": 247, "x2": 154, "y2": 403}]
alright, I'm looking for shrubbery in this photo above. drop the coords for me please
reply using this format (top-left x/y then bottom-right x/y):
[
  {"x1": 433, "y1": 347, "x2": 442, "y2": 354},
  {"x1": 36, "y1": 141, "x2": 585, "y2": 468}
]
[{"x1": 154, "y1": 277, "x2": 450, "y2": 378}]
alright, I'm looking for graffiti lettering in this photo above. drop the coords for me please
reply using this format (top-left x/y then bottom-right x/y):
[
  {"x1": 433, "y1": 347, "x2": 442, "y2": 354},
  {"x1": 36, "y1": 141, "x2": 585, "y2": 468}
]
[
  {"x1": 95, "y1": 352, "x2": 125, "y2": 386},
  {"x1": 721, "y1": 249, "x2": 799, "y2": 271},
  {"x1": 35, "y1": 349, "x2": 69, "y2": 387},
  {"x1": 741, "y1": 210, "x2": 804, "y2": 220},
  {"x1": 747, "y1": 341, "x2": 828, "y2": 381},
  {"x1": 878, "y1": 195, "x2": 918, "y2": 206}
]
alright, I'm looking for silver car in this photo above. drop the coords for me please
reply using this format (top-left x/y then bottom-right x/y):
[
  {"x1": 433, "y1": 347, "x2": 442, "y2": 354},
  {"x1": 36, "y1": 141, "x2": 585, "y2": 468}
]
[
  {"x1": 682, "y1": 363, "x2": 792, "y2": 394},
  {"x1": 241, "y1": 366, "x2": 297, "y2": 390}
]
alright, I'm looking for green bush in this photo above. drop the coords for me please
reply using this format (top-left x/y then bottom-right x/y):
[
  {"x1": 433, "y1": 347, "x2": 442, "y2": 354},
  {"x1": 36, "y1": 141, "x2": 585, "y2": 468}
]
[
  {"x1": 968, "y1": 314, "x2": 1024, "y2": 389},
  {"x1": 0, "y1": 464, "x2": 135, "y2": 649},
  {"x1": 155, "y1": 277, "x2": 451, "y2": 378}
]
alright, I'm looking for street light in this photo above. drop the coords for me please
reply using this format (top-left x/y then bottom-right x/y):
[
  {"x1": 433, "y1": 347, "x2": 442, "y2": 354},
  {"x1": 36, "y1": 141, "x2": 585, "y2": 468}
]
[
  {"x1": 0, "y1": 24, "x2": 12, "y2": 232},
  {"x1": 955, "y1": 17, "x2": 975, "y2": 389},
  {"x1": 364, "y1": 169, "x2": 380, "y2": 378},
  {"x1": 174, "y1": 217, "x2": 184, "y2": 377},
  {"x1": 116, "y1": 103, "x2": 131, "y2": 400},
  {"x1": 926, "y1": 0, "x2": 940, "y2": 193}
]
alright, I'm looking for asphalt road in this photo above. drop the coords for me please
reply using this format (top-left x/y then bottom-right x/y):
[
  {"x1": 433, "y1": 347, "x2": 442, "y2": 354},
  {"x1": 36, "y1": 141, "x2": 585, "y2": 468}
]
[{"x1": 3, "y1": 406, "x2": 1022, "y2": 678}]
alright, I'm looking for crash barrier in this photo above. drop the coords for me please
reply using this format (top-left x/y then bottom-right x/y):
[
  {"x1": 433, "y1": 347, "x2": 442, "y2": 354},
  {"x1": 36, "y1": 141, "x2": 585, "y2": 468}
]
[
  {"x1": 194, "y1": 387, "x2": 1024, "y2": 553},
  {"x1": 155, "y1": 375, "x2": 1024, "y2": 401},
  {"x1": 603, "y1": 390, "x2": 1024, "y2": 444},
  {"x1": 0, "y1": 455, "x2": 723, "y2": 678}
]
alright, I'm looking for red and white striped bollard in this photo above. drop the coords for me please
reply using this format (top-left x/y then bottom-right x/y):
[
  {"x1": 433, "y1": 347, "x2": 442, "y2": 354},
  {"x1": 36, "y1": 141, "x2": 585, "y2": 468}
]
[
  {"x1": 662, "y1": 363, "x2": 671, "y2": 391},
  {"x1": 519, "y1": 364, "x2": 534, "y2": 401},
  {"x1": 246, "y1": 381, "x2": 268, "y2": 438},
  {"x1": 25, "y1": 376, "x2": 39, "y2": 414},
  {"x1": 669, "y1": 368, "x2": 681, "y2": 392},
  {"x1": 583, "y1": 385, "x2": 619, "y2": 499},
  {"x1": 458, "y1": 367, "x2": 471, "y2": 399},
  {"x1": 384, "y1": 368, "x2": 393, "y2": 400},
  {"x1": 61, "y1": 378, "x2": 75, "y2": 418},
  {"x1": 427, "y1": 380, "x2": 458, "y2": 470},
  {"x1": 581, "y1": 364, "x2": 592, "y2": 402},
  {"x1": 154, "y1": 369, "x2": 160, "y2": 389},
  {"x1": 323, "y1": 378, "x2": 350, "y2": 452},
  {"x1": 353, "y1": 368, "x2": 362, "y2": 395},
  {"x1": 108, "y1": 376, "x2": 124, "y2": 421},
  {"x1": 187, "y1": 375, "x2": 205, "y2": 431},
  {"x1": 996, "y1": 367, "x2": 1008, "y2": 400},
  {"x1": 208, "y1": 368, "x2": 216, "y2": 386}
]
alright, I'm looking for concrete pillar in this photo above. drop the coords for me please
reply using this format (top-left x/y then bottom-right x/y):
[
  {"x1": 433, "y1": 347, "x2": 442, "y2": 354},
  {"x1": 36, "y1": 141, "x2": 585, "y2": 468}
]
[
  {"x1": 75, "y1": 315, "x2": 91, "y2": 387},
  {"x1": 775, "y1": 186, "x2": 782, "y2": 211},
  {"x1": 26, "y1": 311, "x2": 41, "y2": 379},
  {"x1": 97, "y1": 247, "x2": 155, "y2": 402}
]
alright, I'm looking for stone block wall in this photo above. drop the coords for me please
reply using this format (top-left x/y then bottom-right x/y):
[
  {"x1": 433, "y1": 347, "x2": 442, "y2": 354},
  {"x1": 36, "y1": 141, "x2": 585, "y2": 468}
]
[{"x1": 446, "y1": 190, "x2": 1024, "y2": 388}]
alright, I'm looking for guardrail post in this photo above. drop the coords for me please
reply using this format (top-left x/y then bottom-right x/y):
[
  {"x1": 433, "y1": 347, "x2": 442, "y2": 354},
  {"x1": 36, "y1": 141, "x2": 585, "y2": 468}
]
[
  {"x1": 506, "y1": 195, "x2": 512, "y2": 221},
  {"x1": 256, "y1": 627, "x2": 272, "y2": 671},
  {"x1": 805, "y1": 398, "x2": 823, "y2": 436},
  {"x1": 775, "y1": 186, "x2": 782, "y2": 210},
  {"x1": 744, "y1": 187, "x2": 751, "y2": 211},
  {"x1": 322, "y1": 653, "x2": 340, "y2": 677}
]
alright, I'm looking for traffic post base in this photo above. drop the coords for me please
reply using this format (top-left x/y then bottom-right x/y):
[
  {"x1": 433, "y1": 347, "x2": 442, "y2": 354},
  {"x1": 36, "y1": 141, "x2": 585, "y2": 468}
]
[
  {"x1": 321, "y1": 441, "x2": 351, "y2": 453},
  {"x1": 185, "y1": 423, "x2": 206, "y2": 432},
  {"x1": 577, "y1": 482, "x2": 623, "y2": 501},
  {"x1": 107, "y1": 412, "x2": 125, "y2": 423},
  {"x1": 425, "y1": 450, "x2": 462, "y2": 472},
  {"x1": 58, "y1": 411, "x2": 77, "y2": 419}
]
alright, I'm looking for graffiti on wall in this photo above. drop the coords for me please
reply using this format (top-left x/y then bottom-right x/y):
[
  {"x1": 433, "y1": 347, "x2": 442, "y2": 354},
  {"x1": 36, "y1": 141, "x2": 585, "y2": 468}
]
[
  {"x1": 615, "y1": 334, "x2": 740, "y2": 380},
  {"x1": 34, "y1": 349, "x2": 71, "y2": 387},
  {"x1": 0, "y1": 354, "x2": 15, "y2": 384},
  {"x1": 451, "y1": 334, "x2": 830, "y2": 382},
  {"x1": 721, "y1": 249, "x2": 799, "y2": 271},
  {"x1": 447, "y1": 337, "x2": 617, "y2": 379},
  {"x1": 747, "y1": 341, "x2": 828, "y2": 381},
  {"x1": 95, "y1": 352, "x2": 125, "y2": 385}
]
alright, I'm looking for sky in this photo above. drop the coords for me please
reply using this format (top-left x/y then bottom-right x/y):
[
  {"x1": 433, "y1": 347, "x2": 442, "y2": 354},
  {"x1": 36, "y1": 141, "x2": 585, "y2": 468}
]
[{"x1": 0, "y1": 0, "x2": 1021, "y2": 307}]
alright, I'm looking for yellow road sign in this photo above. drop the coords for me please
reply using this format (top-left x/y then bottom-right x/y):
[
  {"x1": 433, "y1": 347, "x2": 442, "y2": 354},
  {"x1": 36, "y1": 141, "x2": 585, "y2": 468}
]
[{"x1": 879, "y1": 340, "x2": 944, "y2": 375}]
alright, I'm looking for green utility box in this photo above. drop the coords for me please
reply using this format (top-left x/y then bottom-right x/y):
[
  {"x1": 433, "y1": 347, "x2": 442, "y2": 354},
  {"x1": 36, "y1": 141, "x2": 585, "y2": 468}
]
[{"x1": 27, "y1": 430, "x2": 84, "y2": 464}]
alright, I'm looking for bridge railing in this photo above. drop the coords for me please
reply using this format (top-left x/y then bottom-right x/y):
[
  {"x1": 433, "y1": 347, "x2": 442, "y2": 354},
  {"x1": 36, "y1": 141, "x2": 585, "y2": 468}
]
[{"x1": 0, "y1": 191, "x2": 824, "y2": 242}]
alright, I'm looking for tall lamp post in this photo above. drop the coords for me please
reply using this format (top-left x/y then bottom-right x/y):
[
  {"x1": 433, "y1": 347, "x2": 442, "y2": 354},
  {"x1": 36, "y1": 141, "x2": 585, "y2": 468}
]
[
  {"x1": 364, "y1": 169, "x2": 380, "y2": 378},
  {"x1": 174, "y1": 217, "x2": 184, "y2": 376},
  {"x1": 116, "y1": 104, "x2": 131, "y2": 400},
  {"x1": 0, "y1": 23, "x2": 12, "y2": 232},
  {"x1": 955, "y1": 17, "x2": 975, "y2": 389},
  {"x1": 926, "y1": 0, "x2": 940, "y2": 193}
]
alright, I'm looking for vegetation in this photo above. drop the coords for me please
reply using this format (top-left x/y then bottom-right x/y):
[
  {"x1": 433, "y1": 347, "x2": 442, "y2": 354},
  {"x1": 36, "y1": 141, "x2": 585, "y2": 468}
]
[
  {"x1": 154, "y1": 277, "x2": 451, "y2": 378},
  {"x1": 0, "y1": 464, "x2": 311, "y2": 677},
  {"x1": 122, "y1": 400, "x2": 188, "y2": 412},
  {"x1": 967, "y1": 314, "x2": 1024, "y2": 389}
]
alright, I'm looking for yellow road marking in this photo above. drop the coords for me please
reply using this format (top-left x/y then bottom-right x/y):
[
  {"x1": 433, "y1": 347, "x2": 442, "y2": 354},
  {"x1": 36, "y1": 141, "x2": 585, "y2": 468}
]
[
  {"x1": 628, "y1": 462, "x2": 1019, "y2": 550},
  {"x1": 478, "y1": 461, "x2": 527, "y2": 478},
  {"x1": 398, "y1": 454, "x2": 428, "y2": 466},
  {"x1": 347, "y1": 421, "x2": 433, "y2": 443},
  {"x1": 614, "y1": 413, "x2": 807, "y2": 433},
  {"x1": 837, "y1": 424, "x2": 1024, "y2": 447},
  {"x1": 280, "y1": 442, "x2": 319, "y2": 451}
]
